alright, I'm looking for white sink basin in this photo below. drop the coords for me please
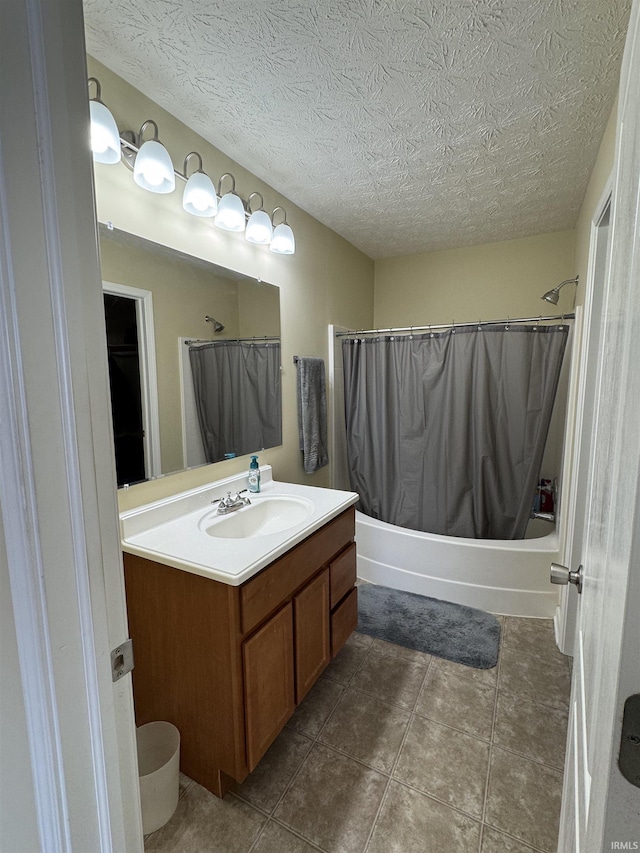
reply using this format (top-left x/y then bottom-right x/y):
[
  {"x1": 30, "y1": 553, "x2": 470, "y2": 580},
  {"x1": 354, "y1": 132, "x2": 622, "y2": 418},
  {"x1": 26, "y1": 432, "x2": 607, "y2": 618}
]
[
  {"x1": 199, "y1": 495, "x2": 315, "y2": 539},
  {"x1": 119, "y1": 465, "x2": 359, "y2": 584}
]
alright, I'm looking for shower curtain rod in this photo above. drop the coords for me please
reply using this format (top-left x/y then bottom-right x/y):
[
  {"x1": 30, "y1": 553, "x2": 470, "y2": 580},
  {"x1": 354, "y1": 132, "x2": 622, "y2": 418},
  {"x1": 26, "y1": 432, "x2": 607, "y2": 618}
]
[
  {"x1": 336, "y1": 313, "x2": 575, "y2": 337},
  {"x1": 184, "y1": 335, "x2": 280, "y2": 346}
]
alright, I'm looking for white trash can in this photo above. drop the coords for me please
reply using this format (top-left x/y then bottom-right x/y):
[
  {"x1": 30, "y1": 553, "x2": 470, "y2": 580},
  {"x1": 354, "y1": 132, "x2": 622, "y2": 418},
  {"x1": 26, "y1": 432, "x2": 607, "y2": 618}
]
[{"x1": 136, "y1": 721, "x2": 180, "y2": 835}]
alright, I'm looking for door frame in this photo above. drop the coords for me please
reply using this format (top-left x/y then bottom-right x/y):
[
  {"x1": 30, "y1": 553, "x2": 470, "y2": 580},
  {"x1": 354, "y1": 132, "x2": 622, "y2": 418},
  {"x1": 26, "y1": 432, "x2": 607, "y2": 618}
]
[
  {"x1": 103, "y1": 281, "x2": 162, "y2": 480},
  {"x1": 554, "y1": 178, "x2": 613, "y2": 657},
  {"x1": 0, "y1": 1, "x2": 142, "y2": 850}
]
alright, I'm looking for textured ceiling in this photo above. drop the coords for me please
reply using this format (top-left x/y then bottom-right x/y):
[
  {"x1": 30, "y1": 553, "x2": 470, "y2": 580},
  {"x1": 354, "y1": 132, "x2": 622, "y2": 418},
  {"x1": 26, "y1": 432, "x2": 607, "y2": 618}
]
[{"x1": 83, "y1": 0, "x2": 630, "y2": 259}]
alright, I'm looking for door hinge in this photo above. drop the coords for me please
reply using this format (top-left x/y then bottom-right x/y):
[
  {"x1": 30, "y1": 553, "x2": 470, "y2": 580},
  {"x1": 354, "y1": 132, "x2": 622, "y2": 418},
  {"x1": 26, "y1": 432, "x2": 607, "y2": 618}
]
[
  {"x1": 619, "y1": 693, "x2": 640, "y2": 788},
  {"x1": 110, "y1": 638, "x2": 134, "y2": 682}
]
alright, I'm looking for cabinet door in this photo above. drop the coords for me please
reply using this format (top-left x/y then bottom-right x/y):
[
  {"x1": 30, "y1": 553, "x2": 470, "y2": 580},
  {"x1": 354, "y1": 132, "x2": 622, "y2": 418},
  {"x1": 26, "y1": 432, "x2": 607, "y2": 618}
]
[
  {"x1": 294, "y1": 568, "x2": 330, "y2": 703},
  {"x1": 243, "y1": 603, "x2": 295, "y2": 771}
]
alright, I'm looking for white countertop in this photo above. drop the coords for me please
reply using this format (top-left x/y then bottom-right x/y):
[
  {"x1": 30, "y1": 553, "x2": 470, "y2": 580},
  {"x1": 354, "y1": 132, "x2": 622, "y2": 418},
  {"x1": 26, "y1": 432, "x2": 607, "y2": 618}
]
[{"x1": 120, "y1": 466, "x2": 359, "y2": 585}]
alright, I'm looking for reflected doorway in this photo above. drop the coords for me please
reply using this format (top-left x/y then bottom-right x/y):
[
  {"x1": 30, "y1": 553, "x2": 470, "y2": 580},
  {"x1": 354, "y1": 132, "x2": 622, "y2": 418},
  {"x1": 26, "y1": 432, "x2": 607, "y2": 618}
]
[
  {"x1": 103, "y1": 293, "x2": 146, "y2": 486},
  {"x1": 102, "y1": 281, "x2": 161, "y2": 486}
]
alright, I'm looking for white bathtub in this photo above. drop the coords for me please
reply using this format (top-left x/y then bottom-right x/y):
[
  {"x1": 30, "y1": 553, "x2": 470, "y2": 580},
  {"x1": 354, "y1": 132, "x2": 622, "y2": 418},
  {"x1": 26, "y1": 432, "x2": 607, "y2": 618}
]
[{"x1": 355, "y1": 511, "x2": 560, "y2": 617}]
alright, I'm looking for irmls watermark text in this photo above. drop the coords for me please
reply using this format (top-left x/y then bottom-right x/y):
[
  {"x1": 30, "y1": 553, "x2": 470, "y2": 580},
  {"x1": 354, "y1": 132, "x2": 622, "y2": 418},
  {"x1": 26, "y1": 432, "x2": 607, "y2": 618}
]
[{"x1": 611, "y1": 843, "x2": 639, "y2": 850}]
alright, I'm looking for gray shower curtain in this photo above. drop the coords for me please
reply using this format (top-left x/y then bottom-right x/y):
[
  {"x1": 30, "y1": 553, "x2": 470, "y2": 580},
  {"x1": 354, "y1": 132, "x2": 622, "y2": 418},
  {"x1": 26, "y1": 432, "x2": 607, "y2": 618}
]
[
  {"x1": 189, "y1": 340, "x2": 281, "y2": 463},
  {"x1": 342, "y1": 325, "x2": 568, "y2": 540}
]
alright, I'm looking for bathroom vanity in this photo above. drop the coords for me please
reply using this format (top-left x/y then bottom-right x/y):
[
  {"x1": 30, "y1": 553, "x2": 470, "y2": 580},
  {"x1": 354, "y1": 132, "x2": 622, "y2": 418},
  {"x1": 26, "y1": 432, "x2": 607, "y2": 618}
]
[{"x1": 120, "y1": 469, "x2": 358, "y2": 798}]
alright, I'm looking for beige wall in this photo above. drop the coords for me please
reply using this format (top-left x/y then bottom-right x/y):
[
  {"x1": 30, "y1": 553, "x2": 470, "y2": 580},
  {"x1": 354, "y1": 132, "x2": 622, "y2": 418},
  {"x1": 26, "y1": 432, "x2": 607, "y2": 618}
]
[
  {"x1": 237, "y1": 279, "x2": 281, "y2": 339},
  {"x1": 374, "y1": 229, "x2": 577, "y2": 328},
  {"x1": 87, "y1": 57, "x2": 375, "y2": 510}
]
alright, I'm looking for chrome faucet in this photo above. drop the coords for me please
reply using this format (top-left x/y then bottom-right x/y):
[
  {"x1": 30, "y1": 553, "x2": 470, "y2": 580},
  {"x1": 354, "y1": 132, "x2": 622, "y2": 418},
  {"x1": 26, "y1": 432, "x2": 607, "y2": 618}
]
[{"x1": 211, "y1": 490, "x2": 251, "y2": 514}]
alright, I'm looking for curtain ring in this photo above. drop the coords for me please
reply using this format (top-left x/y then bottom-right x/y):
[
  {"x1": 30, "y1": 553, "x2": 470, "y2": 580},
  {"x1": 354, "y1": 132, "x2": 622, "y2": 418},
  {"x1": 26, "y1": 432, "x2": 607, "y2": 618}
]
[
  {"x1": 505, "y1": 316, "x2": 510, "y2": 331},
  {"x1": 477, "y1": 318, "x2": 482, "y2": 332},
  {"x1": 409, "y1": 325, "x2": 413, "y2": 340},
  {"x1": 451, "y1": 319, "x2": 456, "y2": 334},
  {"x1": 534, "y1": 315, "x2": 541, "y2": 331},
  {"x1": 429, "y1": 324, "x2": 434, "y2": 338},
  {"x1": 559, "y1": 313, "x2": 565, "y2": 330}
]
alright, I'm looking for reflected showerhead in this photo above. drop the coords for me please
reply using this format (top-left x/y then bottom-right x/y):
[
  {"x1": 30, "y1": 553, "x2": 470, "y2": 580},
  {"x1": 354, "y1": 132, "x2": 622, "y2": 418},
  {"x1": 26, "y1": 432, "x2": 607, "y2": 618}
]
[
  {"x1": 541, "y1": 276, "x2": 579, "y2": 305},
  {"x1": 205, "y1": 315, "x2": 225, "y2": 333}
]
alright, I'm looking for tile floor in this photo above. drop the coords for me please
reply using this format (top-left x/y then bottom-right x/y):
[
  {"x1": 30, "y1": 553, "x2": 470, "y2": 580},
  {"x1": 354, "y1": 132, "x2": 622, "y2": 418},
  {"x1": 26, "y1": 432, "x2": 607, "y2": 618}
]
[{"x1": 145, "y1": 616, "x2": 571, "y2": 853}]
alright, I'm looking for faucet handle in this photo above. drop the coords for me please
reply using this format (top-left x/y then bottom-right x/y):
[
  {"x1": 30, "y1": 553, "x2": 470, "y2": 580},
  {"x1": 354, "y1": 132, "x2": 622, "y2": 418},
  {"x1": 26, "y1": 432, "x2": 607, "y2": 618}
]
[{"x1": 212, "y1": 491, "x2": 233, "y2": 506}]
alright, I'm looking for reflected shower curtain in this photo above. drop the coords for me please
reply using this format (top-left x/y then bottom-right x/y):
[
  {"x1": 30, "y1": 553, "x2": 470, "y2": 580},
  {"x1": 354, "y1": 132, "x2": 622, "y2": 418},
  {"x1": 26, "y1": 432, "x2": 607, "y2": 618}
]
[
  {"x1": 189, "y1": 340, "x2": 281, "y2": 463},
  {"x1": 342, "y1": 325, "x2": 568, "y2": 539}
]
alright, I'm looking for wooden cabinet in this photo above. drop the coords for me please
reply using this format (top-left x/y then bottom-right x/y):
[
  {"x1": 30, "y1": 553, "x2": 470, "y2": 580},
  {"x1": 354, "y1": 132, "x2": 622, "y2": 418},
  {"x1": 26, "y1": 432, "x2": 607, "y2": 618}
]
[
  {"x1": 123, "y1": 506, "x2": 356, "y2": 797},
  {"x1": 294, "y1": 568, "x2": 330, "y2": 703}
]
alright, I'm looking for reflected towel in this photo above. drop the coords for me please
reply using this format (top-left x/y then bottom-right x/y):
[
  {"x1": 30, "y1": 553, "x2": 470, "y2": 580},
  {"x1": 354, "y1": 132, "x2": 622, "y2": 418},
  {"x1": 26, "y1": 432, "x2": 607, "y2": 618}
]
[{"x1": 296, "y1": 357, "x2": 328, "y2": 474}]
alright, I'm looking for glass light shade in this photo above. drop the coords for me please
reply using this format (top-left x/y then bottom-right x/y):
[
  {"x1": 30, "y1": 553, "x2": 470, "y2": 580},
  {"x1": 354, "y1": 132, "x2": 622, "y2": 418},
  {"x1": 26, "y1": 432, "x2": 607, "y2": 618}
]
[
  {"x1": 89, "y1": 100, "x2": 121, "y2": 164},
  {"x1": 133, "y1": 140, "x2": 175, "y2": 193},
  {"x1": 245, "y1": 209, "x2": 273, "y2": 244},
  {"x1": 214, "y1": 192, "x2": 246, "y2": 232},
  {"x1": 183, "y1": 171, "x2": 217, "y2": 217},
  {"x1": 270, "y1": 222, "x2": 295, "y2": 254}
]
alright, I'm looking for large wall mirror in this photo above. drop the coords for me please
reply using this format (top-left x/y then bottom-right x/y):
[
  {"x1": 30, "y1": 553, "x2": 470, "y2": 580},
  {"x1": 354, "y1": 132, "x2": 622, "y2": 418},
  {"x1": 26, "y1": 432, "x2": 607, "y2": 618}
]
[{"x1": 99, "y1": 226, "x2": 281, "y2": 487}]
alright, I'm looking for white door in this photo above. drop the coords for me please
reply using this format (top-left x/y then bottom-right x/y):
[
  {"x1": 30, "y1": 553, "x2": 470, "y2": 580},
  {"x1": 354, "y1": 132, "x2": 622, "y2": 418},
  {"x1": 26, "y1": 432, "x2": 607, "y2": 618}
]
[
  {"x1": 1, "y1": 1, "x2": 143, "y2": 850},
  {"x1": 558, "y1": 2, "x2": 640, "y2": 849}
]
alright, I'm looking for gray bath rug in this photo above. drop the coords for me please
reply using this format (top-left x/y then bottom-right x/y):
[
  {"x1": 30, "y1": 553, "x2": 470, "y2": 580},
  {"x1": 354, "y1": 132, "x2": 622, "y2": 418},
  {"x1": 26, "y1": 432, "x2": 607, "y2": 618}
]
[{"x1": 357, "y1": 584, "x2": 500, "y2": 669}]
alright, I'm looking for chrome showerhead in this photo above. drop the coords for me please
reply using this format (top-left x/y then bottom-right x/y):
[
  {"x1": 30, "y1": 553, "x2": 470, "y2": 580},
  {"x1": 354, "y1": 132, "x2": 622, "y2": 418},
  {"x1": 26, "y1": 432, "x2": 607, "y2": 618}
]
[
  {"x1": 541, "y1": 276, "x2": 579, "y2": 305},
  {"x1": 205, "y1": 315, "x2": 225, "y2": 333}
]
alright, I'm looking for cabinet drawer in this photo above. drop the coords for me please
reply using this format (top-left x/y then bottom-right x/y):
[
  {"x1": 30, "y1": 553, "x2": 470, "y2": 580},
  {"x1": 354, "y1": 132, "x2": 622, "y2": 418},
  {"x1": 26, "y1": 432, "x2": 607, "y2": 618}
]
[
  {"x1": 331, "y1": 587, "x2": 358, "y2": 658},
  {"x1": 329, "y1": 543, "x2": 357, "y2": 609},
  {"x1": 241, "y1": 507, "x2": 354, "y2": 634}
]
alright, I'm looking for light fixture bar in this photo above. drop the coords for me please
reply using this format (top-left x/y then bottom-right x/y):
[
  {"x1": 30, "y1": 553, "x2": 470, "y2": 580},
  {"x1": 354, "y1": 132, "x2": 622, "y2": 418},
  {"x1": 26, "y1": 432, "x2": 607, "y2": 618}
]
[
  {"x1": 90, "y1": 77, "x2": 294, "y2": 251},
  {"x1": 119, "y1": 135, "x2": 292, "y2": 226}
]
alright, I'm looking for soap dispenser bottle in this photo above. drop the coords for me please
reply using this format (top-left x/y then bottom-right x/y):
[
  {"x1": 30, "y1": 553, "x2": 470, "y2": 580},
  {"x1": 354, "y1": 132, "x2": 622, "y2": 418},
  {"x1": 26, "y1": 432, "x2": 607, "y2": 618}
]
[{"x1": 247, "y1": 455, "x2": 261, "y2": 493}]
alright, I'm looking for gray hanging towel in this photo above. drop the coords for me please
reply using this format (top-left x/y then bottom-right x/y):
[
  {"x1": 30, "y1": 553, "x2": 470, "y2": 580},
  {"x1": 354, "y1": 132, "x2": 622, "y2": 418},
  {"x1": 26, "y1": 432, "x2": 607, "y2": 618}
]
[{"x1": 296, "y1": 357, "x2": 329, "y2": 474}]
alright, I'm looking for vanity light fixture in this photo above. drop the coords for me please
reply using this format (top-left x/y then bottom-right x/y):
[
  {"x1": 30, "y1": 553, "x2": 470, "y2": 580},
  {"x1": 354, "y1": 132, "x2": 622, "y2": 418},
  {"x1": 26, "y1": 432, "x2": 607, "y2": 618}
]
[
  {"x1": 132, "y1": 120, "x2": 175, "y2": 194},
  {"x1": 182, "y1": 152, "x2": 218, "y2": 217},
  {"x1": 245, "y1": 193, "x2": 273, "y2": 245},
  {"x1": 270, "y1": 207, "x2": 296, "y2": 255},
  {"x1": 214, "y1": 173, "x2": 246, "y2": 232},
  {"x1": 88, "y1": 78, "x2": 121, "y2": 164},
  {"x1": 87, "y1": 77, "x2": 296, "y2": 254}
]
